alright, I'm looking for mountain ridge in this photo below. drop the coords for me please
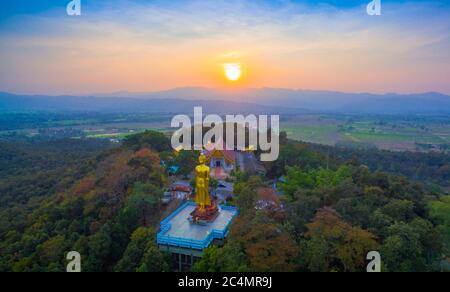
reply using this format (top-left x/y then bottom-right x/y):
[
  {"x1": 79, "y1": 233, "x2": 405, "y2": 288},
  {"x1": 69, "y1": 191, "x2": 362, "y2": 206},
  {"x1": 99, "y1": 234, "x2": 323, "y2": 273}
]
[{"x1": 1, "y1": 88, "x2": 449, "y2": 114}]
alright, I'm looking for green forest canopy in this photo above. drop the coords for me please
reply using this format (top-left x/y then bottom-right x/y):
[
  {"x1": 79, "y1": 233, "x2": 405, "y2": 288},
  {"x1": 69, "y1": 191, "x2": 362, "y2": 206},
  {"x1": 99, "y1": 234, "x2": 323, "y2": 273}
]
[{"x1": 0, "y1": 131, "x2": 448, "y2": 272}]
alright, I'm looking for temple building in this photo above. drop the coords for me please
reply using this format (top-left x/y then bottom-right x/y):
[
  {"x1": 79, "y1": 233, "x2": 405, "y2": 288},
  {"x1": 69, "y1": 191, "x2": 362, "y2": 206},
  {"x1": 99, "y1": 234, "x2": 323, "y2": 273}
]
[
  {"x1": 157, "y1": 154, "x2": 238, "y2": 271},
  {"x1": 204, "y1": 149, "x2": 236, "y2": 179}
]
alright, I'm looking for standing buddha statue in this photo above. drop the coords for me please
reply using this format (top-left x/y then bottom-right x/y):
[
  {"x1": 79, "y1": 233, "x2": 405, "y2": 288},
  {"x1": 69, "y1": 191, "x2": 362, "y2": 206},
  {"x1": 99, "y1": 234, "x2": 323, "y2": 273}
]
[
  {"x1": 195, "y1": 154, "x2": 211, "y2": 211},
  {"x1": 190, "y1": 153, "x2": 219, "y2": 224}
]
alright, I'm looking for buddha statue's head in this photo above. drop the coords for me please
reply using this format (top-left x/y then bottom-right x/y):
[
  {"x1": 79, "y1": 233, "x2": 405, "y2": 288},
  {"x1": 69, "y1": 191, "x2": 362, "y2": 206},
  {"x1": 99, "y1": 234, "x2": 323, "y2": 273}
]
[{"x1": 199, "y1": 153, "x2": 206, "y2": 165}]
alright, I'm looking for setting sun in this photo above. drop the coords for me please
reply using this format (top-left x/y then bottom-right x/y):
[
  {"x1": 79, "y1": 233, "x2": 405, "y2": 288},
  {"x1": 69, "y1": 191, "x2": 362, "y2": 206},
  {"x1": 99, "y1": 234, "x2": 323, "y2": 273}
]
[{"x1": 224, "y1": 63, "x2": 241, "y2": 81}]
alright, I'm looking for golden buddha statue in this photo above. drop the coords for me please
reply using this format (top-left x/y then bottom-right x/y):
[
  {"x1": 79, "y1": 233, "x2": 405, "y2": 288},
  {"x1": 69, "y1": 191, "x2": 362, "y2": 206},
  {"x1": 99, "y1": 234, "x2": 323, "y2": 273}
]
[
  {"x1": 195, "y1": 154, "x2": 211, "y2": 211},
  {"x1": 190, "y1": 153, "x2": 219, "y2": 224}
]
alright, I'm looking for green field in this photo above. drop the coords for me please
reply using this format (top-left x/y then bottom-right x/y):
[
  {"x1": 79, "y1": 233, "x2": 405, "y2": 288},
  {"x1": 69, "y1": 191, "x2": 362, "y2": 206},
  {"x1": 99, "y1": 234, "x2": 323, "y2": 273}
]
[
  {"x1": 282, "y1": 115, "x2": 450, "y2": 152},
  {"x1": 2, "y1": 112, "x2": 449, "y2": 153},
  {"x1": 283, "y1": 125, "x2": 339, "y2": 145}
]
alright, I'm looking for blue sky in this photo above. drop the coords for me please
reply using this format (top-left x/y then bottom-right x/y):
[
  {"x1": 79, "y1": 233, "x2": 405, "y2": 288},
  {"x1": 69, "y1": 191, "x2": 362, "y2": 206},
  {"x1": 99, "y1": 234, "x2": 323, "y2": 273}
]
[
  {"x1": 2, "y1": 0, "x2": 448, "y2": 16},
  {"x1": 1, "y1": 0, "x2": 450, "y2": 95}
]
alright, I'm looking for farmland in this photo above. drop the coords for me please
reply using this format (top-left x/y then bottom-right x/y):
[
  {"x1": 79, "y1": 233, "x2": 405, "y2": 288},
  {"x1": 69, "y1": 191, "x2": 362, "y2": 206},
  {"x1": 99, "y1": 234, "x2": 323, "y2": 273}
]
[
  {"x1": 1, "y1": 111, "x2": 449, "y2": 153},
  {"x1": 282, "y1": 114, "x2": 450, "y2": 152}
]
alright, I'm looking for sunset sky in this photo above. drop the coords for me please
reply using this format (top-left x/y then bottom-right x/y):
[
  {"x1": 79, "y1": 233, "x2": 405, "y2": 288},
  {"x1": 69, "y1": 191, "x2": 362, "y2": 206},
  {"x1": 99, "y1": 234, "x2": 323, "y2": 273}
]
[{"x1": 1, "y1": 0, "x2": 450, "y2": 95}]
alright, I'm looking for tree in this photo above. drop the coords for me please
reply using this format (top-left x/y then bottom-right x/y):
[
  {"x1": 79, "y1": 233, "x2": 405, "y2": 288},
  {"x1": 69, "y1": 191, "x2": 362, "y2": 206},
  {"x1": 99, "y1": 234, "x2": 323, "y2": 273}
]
[
  {"x1": 409, "y1": 217, "x2": 442, "y2": 267},
  {"x1": 281, "y1": 166, "x2": 353, "y2": 200},
  {"x1": 84, "y1": 224, "x2": 113, "y2": 272},
  {"x1": 428, "y1": 196, "x2": 450, "y2": 257},
  {"x1": 229, "y1": 212, "x2": 299, "y2": 272},
  {"x1": 242, "y1": 217, "x2": 298, "y2": 272},
  {"x1": 125, "y1": 182, "x2": 162, "y2": 227},
  {"x1": 124, "y1": 130, "x2": 170, "y2": 152},
  {"x1": 380, "y1": 222, "x2": 426, "y2": 272},
  {"x1": 299, "y1": 208, "x2": 379, "y2": 272},
  {"x1": 174, "y1": 150, "x2": 198, "y2": 178},
  {"x1": 115, "y1": 227, "x2": 169, "y2": 272},
  {"x1": 192, "y1": 245, "x2": 220, "y2": 272},
  {"x1": 234, "y1": 176, "x2": 264, "y2": 216},
  {"x1": 368, "y1": 209, "x2": 394, "y2": 238},
  {"x1": 335, "y1": 197, "x2": 373, "y2": 229},
  {"x1": 209, "y1": 177, "x2": 219, "y2": 191},
  {"x1": 38, "y1": 235, "x2": 68, "y2": 270},
  {"x1": 194, "y1": 210, "x2": 298, "y2": 272},
  {"x1": 281, "y1": 167, "x2": 315, "y2": 198},
  {"x1": 192, "y1": 243, "x2": 249, "y2": 272},
  {"x1": 114, "y1": 227, "x2": 150, "y2": 272},
  {"x1": 128, "y1": 148, "x2": 160, "y2": 171},
  {"x1": 137, "y1": 245, "x2": 170, "y2": 272},
  {"x1": 381, "y1": 199, "x2": 415, "y2": 222},
  {"x1": 286, "y1": 192, "x2": 321, "y2": 237}
]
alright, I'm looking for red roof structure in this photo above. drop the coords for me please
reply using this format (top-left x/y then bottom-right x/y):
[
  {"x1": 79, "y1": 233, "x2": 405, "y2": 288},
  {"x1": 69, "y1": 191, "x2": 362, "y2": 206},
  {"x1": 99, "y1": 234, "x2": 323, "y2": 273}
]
[
  {"x1": 171, "y1": 185, "x2": 192, "y2": 193},
  {"x1": 204, "y1": 149, "x2": 236, "y2": 165}
]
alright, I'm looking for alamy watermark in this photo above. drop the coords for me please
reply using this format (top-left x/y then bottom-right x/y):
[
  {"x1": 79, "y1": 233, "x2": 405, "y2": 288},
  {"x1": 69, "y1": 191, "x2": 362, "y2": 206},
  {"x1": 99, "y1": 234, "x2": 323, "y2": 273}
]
[
  {"x1": 367, "y1": 0, "x2": 382, "y2": 16},
  {"x1": 171, "y1": 107, "x2": 280, "y2": 162},
  {"x1": 66, "y1": 1, "x2": 379, "y2": 17},
  {"x1": 66, "y1": 251, "x2": 81, "y2": 272},
  {"x1": 366, "y1": 251, "x2": 381, "y2": 272},
  {"x1": 67, "y1": 0, "x2": 81, "y2": 16}
]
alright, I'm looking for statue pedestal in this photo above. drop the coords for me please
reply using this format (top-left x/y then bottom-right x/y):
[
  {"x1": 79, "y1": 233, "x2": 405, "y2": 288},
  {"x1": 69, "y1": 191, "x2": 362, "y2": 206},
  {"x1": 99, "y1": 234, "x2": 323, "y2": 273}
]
[{"x1": 189, "y1": 201, "x2": 219, "y2": 225}]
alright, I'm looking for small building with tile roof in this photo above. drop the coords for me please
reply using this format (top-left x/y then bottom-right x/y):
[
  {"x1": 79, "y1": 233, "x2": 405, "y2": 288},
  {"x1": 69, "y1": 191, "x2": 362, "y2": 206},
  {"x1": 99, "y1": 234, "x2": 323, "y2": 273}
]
[{"x1": 204, "y1": 149, "x2": 236, "y2": 179}]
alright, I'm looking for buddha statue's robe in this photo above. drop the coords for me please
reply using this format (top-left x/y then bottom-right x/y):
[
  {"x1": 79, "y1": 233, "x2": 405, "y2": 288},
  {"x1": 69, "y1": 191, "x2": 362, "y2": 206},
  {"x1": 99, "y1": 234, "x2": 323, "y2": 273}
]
[{"x1": 195, "y1": 156, "x2": 211, "y2": 210}]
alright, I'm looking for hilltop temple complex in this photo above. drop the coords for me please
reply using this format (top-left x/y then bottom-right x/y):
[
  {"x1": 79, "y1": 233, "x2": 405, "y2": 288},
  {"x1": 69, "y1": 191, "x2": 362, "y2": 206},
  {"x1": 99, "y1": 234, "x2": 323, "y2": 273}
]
[
  {"x1": 204, "y1": 147, "x2": 266, "y2": 179},
  {"x1": 157, "y1": 153, "x2": 238, "y2": 271}
]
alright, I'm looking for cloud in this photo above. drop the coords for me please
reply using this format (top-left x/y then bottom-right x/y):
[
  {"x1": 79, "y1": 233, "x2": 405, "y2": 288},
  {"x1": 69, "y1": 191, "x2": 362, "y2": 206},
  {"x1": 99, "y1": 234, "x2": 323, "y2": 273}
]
[{"x1": 0, "y1": 0, "x2": 449, "y2": 94}]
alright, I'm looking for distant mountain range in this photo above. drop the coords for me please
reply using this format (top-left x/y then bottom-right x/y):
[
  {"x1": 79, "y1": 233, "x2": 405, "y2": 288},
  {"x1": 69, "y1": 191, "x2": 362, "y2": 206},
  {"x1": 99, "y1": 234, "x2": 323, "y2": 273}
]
[
  {"x1": 1, "y1": 88, "x2": 450, "y2": 114},
  {"x1": 0, "y1": 91, "x2": 285, "y2": 115}
]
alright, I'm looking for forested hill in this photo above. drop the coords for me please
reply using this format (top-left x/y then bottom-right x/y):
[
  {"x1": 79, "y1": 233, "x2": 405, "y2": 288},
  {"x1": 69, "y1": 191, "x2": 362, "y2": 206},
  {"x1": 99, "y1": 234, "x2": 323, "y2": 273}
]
[
  {"x1": 291, "y1": 142, "x2": 450, "y2": 193},
  {"x1": 0, "y1": 139, "x2": 113, "y2": 206},
  {"x1": 0, "y1": 131, "x2": 175, "y2": 272},
  {"x1": 202, "y1": 138, "x2": 449, "y2": 272},
  {"x1": 330, "y1": 146, "x2": 450, "y2": 192},
  {"x1": 0, "y1": 131, "x2": 448, "y2": 272}
]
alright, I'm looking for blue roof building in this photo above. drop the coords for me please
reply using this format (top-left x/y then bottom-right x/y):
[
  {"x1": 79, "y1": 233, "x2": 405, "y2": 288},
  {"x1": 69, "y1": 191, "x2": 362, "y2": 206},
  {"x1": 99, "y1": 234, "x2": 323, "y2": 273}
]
[
  {"x1": 157, "y1": 201, "x2": 238, "y2": 271},
  {"x1": 167, "y1": 165, "x2": 180, "y2": 175}
]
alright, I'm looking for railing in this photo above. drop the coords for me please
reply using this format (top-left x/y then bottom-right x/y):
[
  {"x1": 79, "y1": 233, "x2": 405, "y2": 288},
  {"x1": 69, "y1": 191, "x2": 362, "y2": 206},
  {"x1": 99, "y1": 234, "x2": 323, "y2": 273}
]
[
  {"x1": 157, "y1": 202, "x2": 239, "y2": 250},
  {"x1": 221, "y1": 205, "x2": 238, "y2": 212}
]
